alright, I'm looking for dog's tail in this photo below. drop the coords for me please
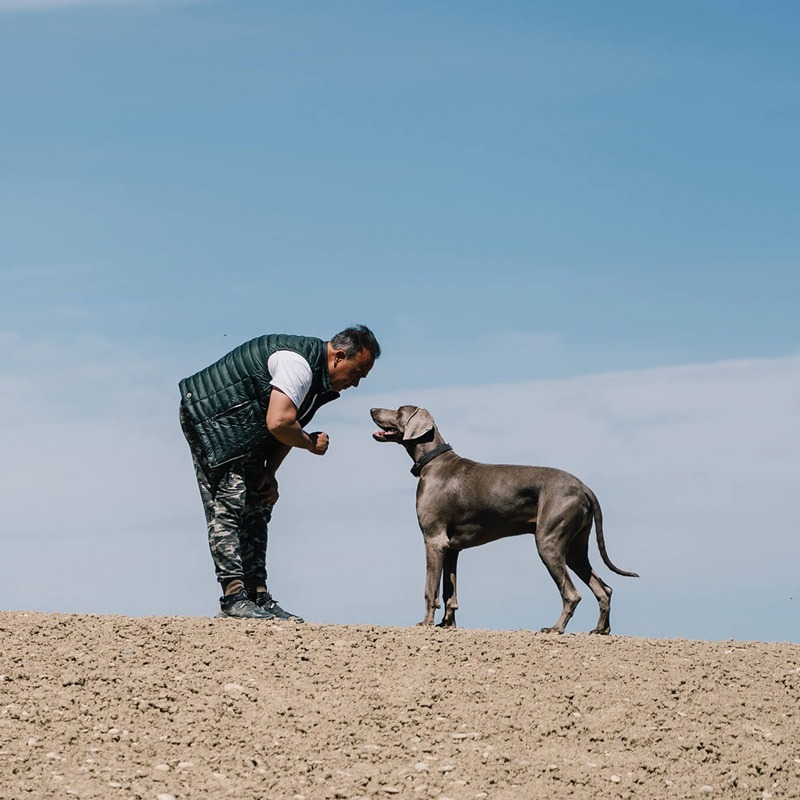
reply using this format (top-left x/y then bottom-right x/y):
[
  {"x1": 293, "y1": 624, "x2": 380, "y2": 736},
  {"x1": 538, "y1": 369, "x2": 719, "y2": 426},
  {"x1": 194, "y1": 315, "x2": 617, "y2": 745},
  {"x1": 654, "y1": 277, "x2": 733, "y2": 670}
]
[{"x1": 586, "y1": 488, "x2": 639, "y2": 578}]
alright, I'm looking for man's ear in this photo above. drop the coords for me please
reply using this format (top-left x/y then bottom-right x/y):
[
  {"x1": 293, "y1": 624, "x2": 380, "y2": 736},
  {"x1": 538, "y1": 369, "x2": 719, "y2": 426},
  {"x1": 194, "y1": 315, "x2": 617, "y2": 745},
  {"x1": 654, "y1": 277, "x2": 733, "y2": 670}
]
[{"x1": 402, "y1": 407, "x2": 434, "y2": 441}]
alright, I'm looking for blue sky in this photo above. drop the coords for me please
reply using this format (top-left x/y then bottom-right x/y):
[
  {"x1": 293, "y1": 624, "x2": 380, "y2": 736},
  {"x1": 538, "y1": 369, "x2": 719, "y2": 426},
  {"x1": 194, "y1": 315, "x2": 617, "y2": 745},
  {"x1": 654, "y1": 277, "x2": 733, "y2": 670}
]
[{"x1": 1, "y1": 1, "x2": 798, "y2": 642}]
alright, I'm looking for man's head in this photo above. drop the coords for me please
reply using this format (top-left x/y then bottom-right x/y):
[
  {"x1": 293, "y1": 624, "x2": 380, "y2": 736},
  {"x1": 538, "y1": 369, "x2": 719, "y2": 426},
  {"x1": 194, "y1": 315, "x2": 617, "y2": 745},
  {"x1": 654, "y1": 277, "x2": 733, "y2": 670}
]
[{"x1": 327, "y1": 324, "x2": 381, "y2": 392}]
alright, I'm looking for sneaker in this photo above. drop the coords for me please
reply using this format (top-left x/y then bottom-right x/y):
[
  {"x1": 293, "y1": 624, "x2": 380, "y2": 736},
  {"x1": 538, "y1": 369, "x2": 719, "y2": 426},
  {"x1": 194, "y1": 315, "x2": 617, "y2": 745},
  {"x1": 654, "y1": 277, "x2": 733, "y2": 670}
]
[
  {"x1": 254, "y1": 590, "x2": 304, "y2": 622},
  {"x1": 216, "y1": 589, "x2": 277, "y2": 619}
]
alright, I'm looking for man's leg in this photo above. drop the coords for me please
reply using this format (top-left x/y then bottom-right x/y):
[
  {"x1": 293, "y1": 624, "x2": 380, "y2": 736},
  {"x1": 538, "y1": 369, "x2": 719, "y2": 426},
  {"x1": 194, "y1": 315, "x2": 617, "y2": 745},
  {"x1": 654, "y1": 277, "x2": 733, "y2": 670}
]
[
  {"x1": 240, "y1": 459, "x2": 304, "y2": 622},
  {"x1": 237, "y1": 454, "x2": 270, "y2": 593},
  {"x1": 205, "y1": 466, "x2": 275, "y2": 619},
  {"x1": 180, "y1": 408, "x2": 273, "y2": 619},
  {"x1": 204, "y1": 463, "x2": 248, "y2": 593}
]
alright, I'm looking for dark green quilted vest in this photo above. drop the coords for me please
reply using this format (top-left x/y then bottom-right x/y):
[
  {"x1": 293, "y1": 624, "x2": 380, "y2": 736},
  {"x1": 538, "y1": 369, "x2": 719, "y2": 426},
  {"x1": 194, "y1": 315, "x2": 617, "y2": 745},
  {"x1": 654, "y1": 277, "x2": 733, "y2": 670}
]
[{"x1": 179, "y1": 334, "x2": 339, "y2": 467}]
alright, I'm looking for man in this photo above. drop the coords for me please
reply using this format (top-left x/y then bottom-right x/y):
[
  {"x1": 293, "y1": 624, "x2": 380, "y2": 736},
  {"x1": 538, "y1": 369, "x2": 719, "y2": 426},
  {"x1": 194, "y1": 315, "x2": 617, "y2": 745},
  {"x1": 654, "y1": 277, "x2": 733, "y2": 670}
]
[{"x1": 179, "y1": 325, "x2": 381, "y2": 620}]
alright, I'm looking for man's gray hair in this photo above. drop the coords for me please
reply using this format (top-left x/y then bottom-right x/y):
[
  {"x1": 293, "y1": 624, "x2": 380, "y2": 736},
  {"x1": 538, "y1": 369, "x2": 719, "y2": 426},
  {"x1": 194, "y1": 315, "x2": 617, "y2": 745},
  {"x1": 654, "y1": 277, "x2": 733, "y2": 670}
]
[{"x1": 330, "y1": 324, "x2": 381, "y2": 360}]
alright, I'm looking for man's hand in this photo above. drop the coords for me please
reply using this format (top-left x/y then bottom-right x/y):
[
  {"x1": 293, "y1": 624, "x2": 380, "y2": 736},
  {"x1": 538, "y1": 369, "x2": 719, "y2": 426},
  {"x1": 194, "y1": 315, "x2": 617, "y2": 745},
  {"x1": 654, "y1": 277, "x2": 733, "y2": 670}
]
[
  {"x1": 257, "y1": 472, "x2": 280, "y2": 505},
  {"x1": 308, "y1": 431, "x2": 329, "y2": 455}
]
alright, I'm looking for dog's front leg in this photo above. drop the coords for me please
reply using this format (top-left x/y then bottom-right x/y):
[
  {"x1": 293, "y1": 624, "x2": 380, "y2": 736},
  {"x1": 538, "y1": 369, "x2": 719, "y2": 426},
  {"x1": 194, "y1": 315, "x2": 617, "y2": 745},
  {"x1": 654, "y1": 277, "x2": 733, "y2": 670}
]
[
  {"x1": 438, "y1": 548, "x2": 459, "y2": 628},
  {"x1": 419, "y1": 538, "x2": 447, "y2": 626}
]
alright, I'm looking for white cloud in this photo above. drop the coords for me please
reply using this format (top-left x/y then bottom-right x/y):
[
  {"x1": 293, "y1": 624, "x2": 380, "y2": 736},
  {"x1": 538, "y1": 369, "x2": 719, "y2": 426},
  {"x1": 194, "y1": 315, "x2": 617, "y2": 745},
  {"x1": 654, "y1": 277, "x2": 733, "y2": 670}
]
[{"x1": 0, "y1": 332, "x2": 798, "y2": 642}]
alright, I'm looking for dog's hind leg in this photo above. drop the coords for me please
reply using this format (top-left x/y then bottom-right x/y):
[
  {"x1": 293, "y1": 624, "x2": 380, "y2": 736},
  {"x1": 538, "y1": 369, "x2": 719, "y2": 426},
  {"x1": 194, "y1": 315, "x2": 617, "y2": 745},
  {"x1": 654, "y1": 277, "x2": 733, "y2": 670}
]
[
  {"x1": 419, "y1": 537, "x2": 447, "y2": 626},
  {"x1": 535, "y1": 519, "x2": 582, "y2": 634},
  {"x1": 438, "y1": 548, "x2": 459, "y2": 628},
  {"x1": 567, "y1": 523, "x2": 614, "y2": 635}
]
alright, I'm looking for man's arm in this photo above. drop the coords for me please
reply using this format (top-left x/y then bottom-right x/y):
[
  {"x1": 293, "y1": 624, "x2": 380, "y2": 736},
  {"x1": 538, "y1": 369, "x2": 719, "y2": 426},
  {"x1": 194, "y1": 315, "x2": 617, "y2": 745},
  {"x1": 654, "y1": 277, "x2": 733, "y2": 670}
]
[{"x1": 266, "y1": 389, "x2": 329, "y2": 455}]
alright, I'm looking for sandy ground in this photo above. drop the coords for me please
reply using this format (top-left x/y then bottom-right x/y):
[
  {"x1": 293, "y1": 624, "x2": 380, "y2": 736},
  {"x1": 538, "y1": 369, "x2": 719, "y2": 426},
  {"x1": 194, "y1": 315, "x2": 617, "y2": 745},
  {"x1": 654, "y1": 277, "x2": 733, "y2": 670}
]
[{"x1": 0, "y1": 612, "x2": 798, "y2": 800}]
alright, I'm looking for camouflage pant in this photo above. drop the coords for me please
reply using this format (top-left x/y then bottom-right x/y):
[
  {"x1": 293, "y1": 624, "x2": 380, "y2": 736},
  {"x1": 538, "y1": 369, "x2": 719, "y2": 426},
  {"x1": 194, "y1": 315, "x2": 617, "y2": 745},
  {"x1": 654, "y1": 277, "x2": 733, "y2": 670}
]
[{"x1": 180, "y1": 407, "x2": 272, "y2": 589}]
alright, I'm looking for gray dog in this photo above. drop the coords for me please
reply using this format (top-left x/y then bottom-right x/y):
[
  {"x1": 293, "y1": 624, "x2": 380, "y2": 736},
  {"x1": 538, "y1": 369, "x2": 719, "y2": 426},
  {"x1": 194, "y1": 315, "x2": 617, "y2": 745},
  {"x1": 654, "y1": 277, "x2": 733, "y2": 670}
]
[{"x1": 371, "y1": 405, "x2": 638, "y2": 634}]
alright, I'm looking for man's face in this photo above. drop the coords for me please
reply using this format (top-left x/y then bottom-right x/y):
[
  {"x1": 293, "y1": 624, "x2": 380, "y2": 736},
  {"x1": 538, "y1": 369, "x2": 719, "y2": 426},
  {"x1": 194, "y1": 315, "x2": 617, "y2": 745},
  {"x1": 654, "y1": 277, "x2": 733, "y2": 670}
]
[{"x1": 329, "y1": 348, "x2": 375, "y2": 392}]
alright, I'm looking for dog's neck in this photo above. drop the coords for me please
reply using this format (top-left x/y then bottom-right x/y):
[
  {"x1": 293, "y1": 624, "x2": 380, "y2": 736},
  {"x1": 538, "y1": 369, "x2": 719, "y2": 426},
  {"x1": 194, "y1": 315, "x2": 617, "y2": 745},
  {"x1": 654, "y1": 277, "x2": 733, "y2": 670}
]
[{"x1": 404, "y1": 428, "x2": 453, "y2": 478}]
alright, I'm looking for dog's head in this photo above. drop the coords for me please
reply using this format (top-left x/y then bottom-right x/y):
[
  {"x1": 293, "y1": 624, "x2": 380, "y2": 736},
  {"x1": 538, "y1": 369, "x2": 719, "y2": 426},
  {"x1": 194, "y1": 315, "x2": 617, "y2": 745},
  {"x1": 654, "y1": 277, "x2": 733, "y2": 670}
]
[{"x1": 371, "y1": 405, "x2": 435, "y2": 443}]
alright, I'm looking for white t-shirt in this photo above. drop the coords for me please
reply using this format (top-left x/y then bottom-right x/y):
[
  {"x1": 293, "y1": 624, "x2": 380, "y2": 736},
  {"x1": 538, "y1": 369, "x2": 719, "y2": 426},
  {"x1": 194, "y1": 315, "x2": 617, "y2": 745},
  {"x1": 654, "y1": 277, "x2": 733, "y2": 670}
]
[{"x1": 268, "y1": 350, "x2": 313, "y2": 409}]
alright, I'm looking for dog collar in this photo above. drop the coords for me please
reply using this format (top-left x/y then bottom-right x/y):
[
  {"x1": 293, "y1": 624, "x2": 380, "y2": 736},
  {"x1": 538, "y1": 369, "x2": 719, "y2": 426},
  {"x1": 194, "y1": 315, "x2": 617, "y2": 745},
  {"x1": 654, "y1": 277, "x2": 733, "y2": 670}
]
[{"x1": 410, "y1": 443, "x2": 453, "y2": 478}]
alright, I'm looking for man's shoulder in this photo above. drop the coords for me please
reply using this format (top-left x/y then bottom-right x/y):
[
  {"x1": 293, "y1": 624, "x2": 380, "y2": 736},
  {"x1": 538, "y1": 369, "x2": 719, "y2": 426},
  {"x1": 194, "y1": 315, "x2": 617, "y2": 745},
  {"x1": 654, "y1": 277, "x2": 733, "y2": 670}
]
[
  {"x1": 269, "y1": 350, "x2": 312, "y2": 368},
  {"x1": 266, "y1": 335, "x2": 326, "y2": 365}
]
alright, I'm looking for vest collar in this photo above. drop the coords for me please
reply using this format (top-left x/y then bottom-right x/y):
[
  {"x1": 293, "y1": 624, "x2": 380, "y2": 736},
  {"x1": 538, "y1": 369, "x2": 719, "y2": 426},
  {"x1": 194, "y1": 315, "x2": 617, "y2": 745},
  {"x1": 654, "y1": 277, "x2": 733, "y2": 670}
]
[{"x1": 410, "y1": 443, "x2": 453, "y2": 478}]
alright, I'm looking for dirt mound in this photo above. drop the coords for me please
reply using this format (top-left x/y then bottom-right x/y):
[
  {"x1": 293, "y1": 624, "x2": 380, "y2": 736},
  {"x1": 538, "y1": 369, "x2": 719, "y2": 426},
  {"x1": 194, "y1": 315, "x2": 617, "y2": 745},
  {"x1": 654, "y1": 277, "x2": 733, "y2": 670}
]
[{"x1": 0, "y1": 612, "x2": 798, "y2": 799}]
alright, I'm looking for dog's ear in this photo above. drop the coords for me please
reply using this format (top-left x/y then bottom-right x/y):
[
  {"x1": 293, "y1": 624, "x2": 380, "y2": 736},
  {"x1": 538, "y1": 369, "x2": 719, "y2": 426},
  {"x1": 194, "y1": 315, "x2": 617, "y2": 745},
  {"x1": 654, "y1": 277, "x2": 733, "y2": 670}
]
[{"x1": 402, "y1": 407, "x2": 434, "y2": 441}]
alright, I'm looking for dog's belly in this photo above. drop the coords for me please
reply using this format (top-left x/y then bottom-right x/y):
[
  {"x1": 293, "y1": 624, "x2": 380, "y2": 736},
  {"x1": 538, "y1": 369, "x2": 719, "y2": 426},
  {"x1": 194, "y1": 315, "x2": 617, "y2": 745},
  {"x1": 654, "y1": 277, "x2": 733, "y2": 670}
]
[{"x1": 446, "y1": 514, "x2": 536, "y2": 549}]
